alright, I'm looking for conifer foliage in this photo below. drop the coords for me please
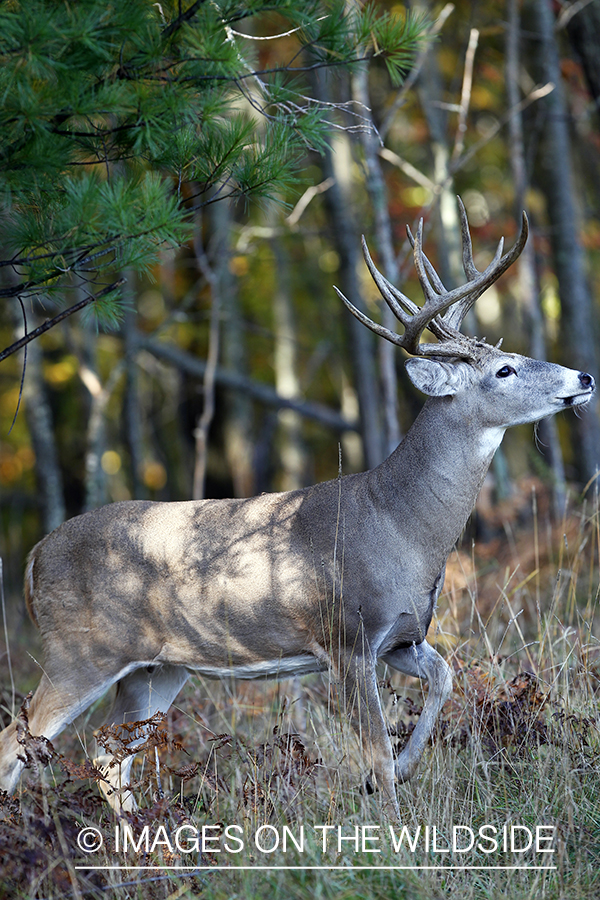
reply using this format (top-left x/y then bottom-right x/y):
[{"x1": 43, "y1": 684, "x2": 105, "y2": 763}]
[{"x1": 0, "y1": 0, "x2": 423, "y2": 357}]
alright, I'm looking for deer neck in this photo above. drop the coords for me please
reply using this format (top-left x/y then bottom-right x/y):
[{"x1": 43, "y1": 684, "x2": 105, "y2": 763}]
[{"x1": 368, "y1": 395, "x2": 505, "y2": 555}]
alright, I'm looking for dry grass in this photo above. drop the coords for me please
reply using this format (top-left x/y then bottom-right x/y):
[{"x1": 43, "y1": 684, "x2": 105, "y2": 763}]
[{"x1": 0, "y1": 484, "x2": 599, "y2": 899}]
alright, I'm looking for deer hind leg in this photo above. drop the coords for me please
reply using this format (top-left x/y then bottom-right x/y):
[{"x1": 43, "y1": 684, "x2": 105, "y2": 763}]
[
  {"x1": 0, "y1": 667, "x2": 118, "y2": 795},
  {"x1": 336, "y1": 650, "x2": 400, "y2": 820},
  {"x1": 93, "y1": 664, "x2": 189, "y2": 812},
  {"x1": 382, "y1": 640, "x2": 452, "y2": 782}
]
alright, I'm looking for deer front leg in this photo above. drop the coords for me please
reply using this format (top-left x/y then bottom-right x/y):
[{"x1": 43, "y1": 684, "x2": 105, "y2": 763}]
[
  {"x1": 382, "y1": 640, "x2": 452, "y2": 782},
  {"x1": 336, "y1": 650, "x2": 400, "y2": 820}
]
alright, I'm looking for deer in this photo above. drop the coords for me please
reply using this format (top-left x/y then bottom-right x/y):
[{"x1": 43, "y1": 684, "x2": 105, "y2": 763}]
[{"x1": 0, "y1": 199, "x2": 595, "y2": 820}]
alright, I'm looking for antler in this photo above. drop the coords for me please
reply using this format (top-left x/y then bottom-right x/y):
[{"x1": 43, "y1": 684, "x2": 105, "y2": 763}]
[{"x1": 334, "y1": 197, "x2": 529, "y2": 359}]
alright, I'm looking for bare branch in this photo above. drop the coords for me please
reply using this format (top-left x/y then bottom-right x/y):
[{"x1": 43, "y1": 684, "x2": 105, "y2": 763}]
[
  {"x1": 451, "y1": 28, "x2": 479, "y2": 163},
  {"x1": 138, "y1": 334, "x2": 358, "y2": 433},
  {"x1": 230, "y1": 18, "x2": 328, "y2": 41},
  {"x1": 450, "y1": 83, "x2": 555, "y2": 176},
  {"x1": 286, "y1": 177, "x2": 335, "y2": 227},
  {"x1": 378, "y1": 148, "x2": 435, "y2": 192},
  {"x1": 8, "y1": 297, "x2": 28, "y2": 433},
  {"x1": 555, "y1": 0, "x2": 596, "y2": 31}
]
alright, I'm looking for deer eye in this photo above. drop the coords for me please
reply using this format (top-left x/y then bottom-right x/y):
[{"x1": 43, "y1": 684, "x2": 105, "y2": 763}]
[{"x1": 496, "y1": 365, "x2": 516, "y2": 378}]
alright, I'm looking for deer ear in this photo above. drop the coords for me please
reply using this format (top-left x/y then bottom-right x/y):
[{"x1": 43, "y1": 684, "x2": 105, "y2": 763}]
[{"x1": 405, "y1": 358, "x2": 471, "y2": 397}]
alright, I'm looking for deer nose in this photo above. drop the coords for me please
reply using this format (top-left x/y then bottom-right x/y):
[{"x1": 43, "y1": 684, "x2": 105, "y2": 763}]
[{"x1": 579, "y1": 372, "x2": 595, "y2": 389}]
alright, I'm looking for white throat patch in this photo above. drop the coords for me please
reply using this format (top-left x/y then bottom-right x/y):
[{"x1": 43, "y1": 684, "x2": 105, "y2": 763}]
[{"x1": 479, "y1": 427, "x2": 505, "y2": 458}]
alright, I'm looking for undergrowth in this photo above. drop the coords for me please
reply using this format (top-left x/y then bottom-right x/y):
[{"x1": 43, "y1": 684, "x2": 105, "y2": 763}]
[{"x1": 0, "y1": 486, "x2": 598, "y2": 899}]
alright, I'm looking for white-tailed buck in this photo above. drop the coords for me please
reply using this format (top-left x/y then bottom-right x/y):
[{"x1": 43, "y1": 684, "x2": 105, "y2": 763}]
[{"x1": 0, "y1": 200, "x2": 595, "y2": 819}]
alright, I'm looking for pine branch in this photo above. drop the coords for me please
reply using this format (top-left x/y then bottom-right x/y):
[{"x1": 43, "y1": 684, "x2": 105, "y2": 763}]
[
  {"x1": 0, "y1": 0, "x2": 426, "y2": 345},
  {"x1": 0, "y1": 280, "x2": 125, "y2": 364}
]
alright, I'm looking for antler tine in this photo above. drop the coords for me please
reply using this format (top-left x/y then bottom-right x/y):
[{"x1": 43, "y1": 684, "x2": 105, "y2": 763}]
[
  {"x1": 412, "y1": 218, "x2": 450, "y2": 309},
  {"x1": 406, "y1": 223, "x2": 446, "y2": 296},
  {"x1": 408, "y1": 220, "x2": 488, "y2": 331},
  {"x1": 361, "y1": 236, "x2": 420, "y2": 320},
  {"x1": 443, "y1": 201, "x2": 529, "y2": 330},
  {"x1": 457, "y1": 196, "x2": 480, "y2": 280},
  {"x1": 360, "y1": 225, "x2": 450, "y2": 355},
  {"x1": 335, "y1": 234, "x2": 446, "y2": 357},
  {"x1": 332, "y1": 285, "x2": 406, "y2": 348}
]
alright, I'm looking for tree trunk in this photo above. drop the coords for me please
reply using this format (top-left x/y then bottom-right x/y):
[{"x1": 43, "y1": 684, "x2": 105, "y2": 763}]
[
  {"x1": 7, "y1": 294, "x2": 66, "y2": 534},
  {"x1": 309, "y1": 64, "x2": 385, "y2": 469},
  {"x1": 79, "y1": 320, "x2": 124, "y2": 512},
  {"x1": 416, "y1": 34, "x2": 462, "y2": 289},
  {"x1": 216, "y1": 201, "x2": 257, "y2": 498},
  {"x1": 22, "y1": 336, "x2": 66, "y2": 532},
  {"x1": 506, "y1": 0, "x2": 566, "y2": 514},
  {"x1": 564, "y1": 0, "x2": 600, "y2": 126},
  {"x1": 121, "y1": 275, "x2": 145, "y2": 500},
  {"x1": 272, "y1": 236, "x2": 308, "y2": 491},
  {"x1": 530, "y1": 0, "x2": 600, "y2": 485},
  {"x1": 352, "y1": 63, "x2": 402, "y2": 456},
  {"x1": 192, "y1": 209, "x2": 221, "y2": 501},
  {"x1": 322, "y1": 133, "x2": 385, "y2": 469}
]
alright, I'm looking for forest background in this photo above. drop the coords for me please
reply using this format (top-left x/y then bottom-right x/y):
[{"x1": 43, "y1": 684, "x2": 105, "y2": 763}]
[{"x1": 0, "y1": 2, "x2": 600, "y2": 897}]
